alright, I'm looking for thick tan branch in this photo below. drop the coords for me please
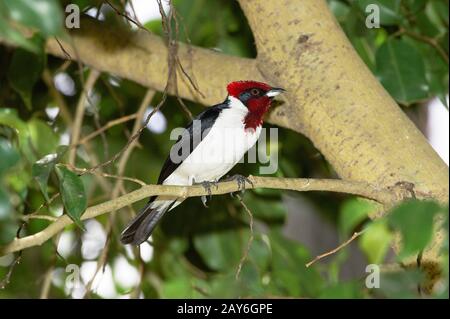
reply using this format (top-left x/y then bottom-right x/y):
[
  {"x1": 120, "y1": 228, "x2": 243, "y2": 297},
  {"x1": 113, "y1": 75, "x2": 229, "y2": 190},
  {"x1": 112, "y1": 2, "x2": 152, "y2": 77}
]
[
  {"x1": 237, "y1": 0, "x2": 448, "y2": 271},
  {"x1": 237, "y1": 0, "x2": 448, "y2": 202},
  {"x1": 0, "y1": 176, "x2": 395, "y2": 256},
  {"x1": 45, "y1": 17, "x2": 290, "y2": 129}
]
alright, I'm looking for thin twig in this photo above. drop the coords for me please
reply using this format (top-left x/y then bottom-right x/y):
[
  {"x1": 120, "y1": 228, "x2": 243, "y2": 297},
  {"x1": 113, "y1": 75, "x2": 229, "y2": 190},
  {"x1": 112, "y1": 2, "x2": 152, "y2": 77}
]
[
  {"x1": 40, "y1": 234, "x2": 61, "y2": 299},
  {"x1": 130, "y1": 246, "x2": 146, "y2": 299},
  {"x1": 83, "y1": 90, "x2": 155, "y2": 298},
  {"x1": 235, "y1": 194, "x2": 254, "y2": 280},
  {"x1": 0, "y1": 252, "x2": 22, "y2": 289},
  {"x1": 21, "y1": 214, "x2": 58, "y2": 222},
  {"x1": 40, "y1": 262, "x2": 55, "y2": 298},
  {"x1": 80, "y1": 0, "x2": 182, "y2": 174},
  {"x1": 158, "y1": 0, "x2": 193, "y2": 120},
  {"x1": 80, "y1": 93, "x2": 164, "y2": 174},
  {"x1": 77, "y1": 113, "x2": 138, "y2": 145},
  {"x1": 404, "y1": 30, "x2": 449, "y2": 65},
  {"x1": 68, "y1": 69, "x2": 101, "y2": 165},
  {"x1": 305, "y1": 230, "x2": 365, "y2": 268},
  {"x1": 44, "y1": 69, "x2": 99, "y2": 297},
  {"x1": 104, "y1": 0, "x2": 150, "y2": 34},
  {"x1": 394, "y1": 28, "x2": 449, "y2": 65},
  {"x1": 54, "y1": 37, "x2": 72, "y2": 60},
  {"x1": 21, "y1": 193, "x2": 60, "y2": 222},
  {"x1": 65, "y1": 164, "x2": 147, "y2": 186},
  {"x1": 42, "y1": 68, "x2": 73, "y2": 126}
]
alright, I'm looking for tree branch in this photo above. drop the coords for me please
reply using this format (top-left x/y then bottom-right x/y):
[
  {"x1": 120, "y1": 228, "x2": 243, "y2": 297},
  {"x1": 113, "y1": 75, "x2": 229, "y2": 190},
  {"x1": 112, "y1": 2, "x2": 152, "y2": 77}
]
[
  {"x1": 37, "y1": 16, "x2": 291, "y2": 130},
  {"x1": 0, "y1": 176, "x2": 397, "y2": 256},
  {"x1": 305, "y1": 230, "x2": 364, "y2": 267},
  {"x1": 237, "y1": 0, "x2": 448, "y2": 270},
  {"x1": 68, "y1": 69, "x2": 100, "y2": 165}
]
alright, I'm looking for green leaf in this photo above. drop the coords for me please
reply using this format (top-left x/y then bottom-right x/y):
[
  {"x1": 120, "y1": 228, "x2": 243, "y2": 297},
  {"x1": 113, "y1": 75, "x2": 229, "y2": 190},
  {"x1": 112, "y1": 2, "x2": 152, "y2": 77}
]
[
  {"x1": 28, "y1": 119, "x2": 59, "y2": 157},
  {"x1": 8, "y1": 47, "x2": 45, "y2": 110},
  {"x1": 350, "y1": 37, "x2": 376, "y2": 72},
  {"x1": 319, "y1": 281, "x2": 364, "y2": 298},
  {"x1": 32, "y1": 154, "x2": 57, "y2": 202},
  {"x1": 55, "y1": 164, "x2": 87, "y2": 230},
  {"x1": 0, "y1": 4, "x2": 41, "y2": 53},
  {"x1": 160, "y1": 278, "x2": 197, "y2": 298},
  {"x1": 269, "y1": 231, "x2": 324, "y2": 297},
  {"x1": 408, "y1": 38, "x2": 449, "y2": 107},
  {"x1": 5, "y1": 168, "x2": 30, "y2": 202},
  {"x1": 402, "y1": 0, "x2": 427, "y2": 14},
  {"x1": 0, "y1": 138, "x2": 19, "y2": 176},
  {"x1": 247, "y1": 234, "x2": 271, "y2": 272},
  {"x1": 193, "y1": 229, "x2": 243, "y2": 271},
  {"x1": 388, "y1": 200, "x2": 442, "y2": 259},
  {"x1": 339, "y1": 198, "x2": 374, "y2": 236},
  {"x1": 376, "y1": 39, "x2": 429, "y2": 104},
  {"x1": 244, "y1": 193, "x2": 286, "y2": 224},
  {"x1": 0, "y1": 108, "x2": 35, "y2": 161},
  {"x1": 328, "y1": 0, "x2": 350, "y2": 23},
  {"x1": 357, "y1": 0, "x2": 402, "y2": 26},
  {"x1": 3, "y1": 0, "x2": 64, "y2": 37},
  {"x1": 359, "y1": 220, "x2": 393, "y2": 264},
  {"x1": 376, "y1": 268, "x2": 424, "y2": 298}
]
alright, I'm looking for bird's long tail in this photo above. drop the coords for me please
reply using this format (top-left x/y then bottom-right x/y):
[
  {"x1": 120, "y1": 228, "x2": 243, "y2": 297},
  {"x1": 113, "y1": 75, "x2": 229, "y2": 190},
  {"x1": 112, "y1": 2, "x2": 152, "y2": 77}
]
[{"x1": 120, "y1": 199, "x2": 176, "y2": 245}]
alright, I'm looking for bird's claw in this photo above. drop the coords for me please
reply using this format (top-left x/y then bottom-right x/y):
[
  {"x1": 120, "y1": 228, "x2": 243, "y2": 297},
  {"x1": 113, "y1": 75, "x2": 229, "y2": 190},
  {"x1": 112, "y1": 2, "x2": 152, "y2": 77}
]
[
  {"x1": 201, "y1": 195, "x2": 208, "y2": 208},
  {"x1": 224, "y1": 174, "x2": 253, "y2": 196},
  {"x1": 194, "y1": 180, "x2": 218, "y2": 208}
]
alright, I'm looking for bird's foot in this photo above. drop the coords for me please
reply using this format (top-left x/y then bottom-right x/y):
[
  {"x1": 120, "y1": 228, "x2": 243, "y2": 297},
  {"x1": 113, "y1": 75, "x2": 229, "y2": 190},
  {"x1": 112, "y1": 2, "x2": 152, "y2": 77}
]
[
  {"x1": 193, "y1": 179, "x2": 219, "y2": 208},
  {"x1": 223, "y1": 174, "x2": 253, "y2": 196}
]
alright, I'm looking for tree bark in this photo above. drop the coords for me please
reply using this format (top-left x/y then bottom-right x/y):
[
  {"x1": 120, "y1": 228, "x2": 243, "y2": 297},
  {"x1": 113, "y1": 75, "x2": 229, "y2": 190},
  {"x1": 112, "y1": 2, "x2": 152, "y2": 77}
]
[{"x1": 237, "y1": 0, "x2": 448, "y2": 274}]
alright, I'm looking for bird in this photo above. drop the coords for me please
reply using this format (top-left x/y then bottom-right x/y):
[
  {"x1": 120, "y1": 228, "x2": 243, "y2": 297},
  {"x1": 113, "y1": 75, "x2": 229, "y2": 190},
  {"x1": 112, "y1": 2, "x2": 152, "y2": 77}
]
[{"x1": 120, "y1": 80, "x2": 285, "y2": 245}]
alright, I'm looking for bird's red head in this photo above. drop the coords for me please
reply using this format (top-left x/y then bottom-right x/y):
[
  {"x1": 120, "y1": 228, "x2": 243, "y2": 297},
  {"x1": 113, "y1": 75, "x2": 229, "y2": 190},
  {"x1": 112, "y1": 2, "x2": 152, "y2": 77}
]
[{"x1": 226, "y1": 81, "x2": 285, "y2": 130}]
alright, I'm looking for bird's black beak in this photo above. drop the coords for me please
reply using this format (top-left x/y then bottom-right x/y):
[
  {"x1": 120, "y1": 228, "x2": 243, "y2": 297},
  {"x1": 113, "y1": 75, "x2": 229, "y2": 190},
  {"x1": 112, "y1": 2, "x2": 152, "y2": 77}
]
[{"x1": 266, "y1": 87, "x2": 286, "y2": 98}]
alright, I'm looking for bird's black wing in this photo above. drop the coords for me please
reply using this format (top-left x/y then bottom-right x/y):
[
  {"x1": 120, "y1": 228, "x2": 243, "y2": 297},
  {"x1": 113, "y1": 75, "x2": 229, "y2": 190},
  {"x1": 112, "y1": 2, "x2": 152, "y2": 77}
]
[
  {"x1": 157, "y1": 101, "x2": 230, "y2": 184},
  {"x1": 120, "y1": 101, "x2": 230, "y2": 245}
]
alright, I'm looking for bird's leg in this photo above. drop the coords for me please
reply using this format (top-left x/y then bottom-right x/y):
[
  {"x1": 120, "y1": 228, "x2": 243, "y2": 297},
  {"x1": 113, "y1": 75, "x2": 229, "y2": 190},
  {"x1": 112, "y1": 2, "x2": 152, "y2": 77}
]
[
  {"x1": 223, "y1": 174, "x2": 253, "y2": 196},
  {"x1": 193, "y1": 178, "x2": 219, "y2": 208}
]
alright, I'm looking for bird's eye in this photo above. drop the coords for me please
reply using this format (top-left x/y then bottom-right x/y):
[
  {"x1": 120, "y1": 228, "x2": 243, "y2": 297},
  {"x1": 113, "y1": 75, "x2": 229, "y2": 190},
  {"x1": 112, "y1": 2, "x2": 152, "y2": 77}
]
[{"x1": 250, "y1": 88, "x2": 260, "y2": 96}]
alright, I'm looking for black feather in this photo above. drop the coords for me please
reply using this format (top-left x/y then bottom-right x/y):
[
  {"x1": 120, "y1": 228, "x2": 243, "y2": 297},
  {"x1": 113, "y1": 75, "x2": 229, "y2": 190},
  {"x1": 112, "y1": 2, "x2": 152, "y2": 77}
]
[
  {"x1": 120, "y1": 101, "x2": 230, "y2": 245},
  {"x1": 120, "y1": 201, "x2": 176, "y2": 245},
  {"x1": 157, "y1": 101, "x2": 229, "y2": 184}
]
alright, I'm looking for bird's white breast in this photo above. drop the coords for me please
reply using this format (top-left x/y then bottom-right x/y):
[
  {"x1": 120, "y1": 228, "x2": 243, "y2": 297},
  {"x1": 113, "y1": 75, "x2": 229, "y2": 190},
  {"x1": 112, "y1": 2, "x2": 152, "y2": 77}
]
[{"x1": 164, "y1": 97, "x2": 261, "y2": 185}]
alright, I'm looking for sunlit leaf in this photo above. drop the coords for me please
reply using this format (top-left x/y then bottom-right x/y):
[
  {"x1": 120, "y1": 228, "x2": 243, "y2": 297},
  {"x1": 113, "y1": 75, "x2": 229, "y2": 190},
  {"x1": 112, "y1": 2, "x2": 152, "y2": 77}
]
[
  {"x1": 160, "y1": 278, "x2": 192, "y2": 298},
  {"x1": 339, "y1": 198, "x2": 374, "y2": 236},
  {"x1": 3, "y1": 0, "x2": 64, "y2": 37},
  {"x1": 0, "y1": 2, "x2": 41, "y2": 53},
  {"x1": 359, "y1": 220, "x2": 393, "y2": 264}
]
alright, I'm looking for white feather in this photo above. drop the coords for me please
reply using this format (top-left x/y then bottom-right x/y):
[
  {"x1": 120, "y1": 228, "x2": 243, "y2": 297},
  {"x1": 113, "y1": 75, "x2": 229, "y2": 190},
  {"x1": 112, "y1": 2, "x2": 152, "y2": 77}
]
[{"x1": 152, "y1": 96, "x2": 261, "y2": 210}]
